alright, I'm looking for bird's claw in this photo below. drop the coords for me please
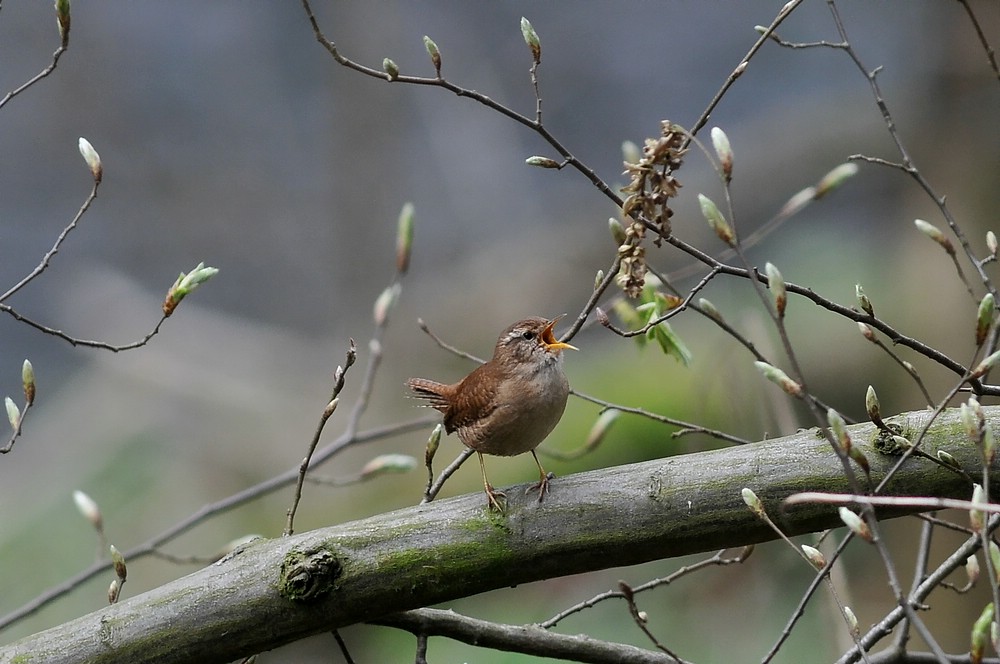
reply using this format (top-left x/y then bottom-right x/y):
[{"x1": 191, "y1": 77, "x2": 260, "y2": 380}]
[
  {"x1": 485, "y1": 484, "x2": 507, "y2": 512},
  {"x1": 525, "y1": 471, "x2": 555, "y2": 503}
]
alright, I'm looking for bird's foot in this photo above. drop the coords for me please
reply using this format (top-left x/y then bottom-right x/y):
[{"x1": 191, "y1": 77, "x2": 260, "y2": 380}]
[
  {"x1": 484, "y1": 484, "x2": 507, "y2": 512},
  {"x1": 525, "y1": 471, "x2": 555, "y2": 502}
]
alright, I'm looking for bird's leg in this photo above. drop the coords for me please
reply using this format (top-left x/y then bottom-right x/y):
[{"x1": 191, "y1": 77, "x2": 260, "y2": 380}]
[
  {"x1": 478, "y1": 451, "x2": 506, "y2": 512},
  {"x1": 525, "y1": 450, "x2": 553, "y2": 502}
]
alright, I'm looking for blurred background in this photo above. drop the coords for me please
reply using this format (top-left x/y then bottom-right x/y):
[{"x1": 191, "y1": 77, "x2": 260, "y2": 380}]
[{"x1": 0, "y1": 1, "x2": 997, "y2": 661}]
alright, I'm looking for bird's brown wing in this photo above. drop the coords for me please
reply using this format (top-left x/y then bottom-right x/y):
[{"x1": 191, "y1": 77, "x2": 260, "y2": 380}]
[{"x1": 442, "y1": 364, "x2": 506, "y2": 444}]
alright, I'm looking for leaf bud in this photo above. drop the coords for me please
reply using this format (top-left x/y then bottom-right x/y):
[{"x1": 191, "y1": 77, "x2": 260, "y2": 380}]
[
  {"x1": 395, "y1": 202, "x2": 414, "y2": 274},
  {"x1": 22, "y1": 359, "x2": 35, "y2": 405},
  {"x1": 855, "y1": 284, "x2": 874, "y2": 317},
  {"x1": 710, "y1": 127, "x2": 733, "y2": 180},
  {"x1": 422, "y1": 36, "x2": 441, "y2": 75},
  {"x1": 5, "y1": 397, "x2": 20, "y2": 432},
  {"x1": 838, "y1": 507, "x2": 872, "y2": 542},
  {"x1": 162, "y1": 262, "x2": 219, "y2": 316},
  {"x1": 78, "y1": 137, "x2": 102, "y2": 183},
  {"x1": 754, "y1": 361, "x2": 802, "y2": 397},
  {"x1": 698, "y1": 194, "x2": 734, "y2": 246},
  {"x1": 525, "y1": 156, "x2": 561, "y2": 169},
  {"x1": 801, "y1": 544, "x2": 826, "y2": 569},
  {"x1": 382, "y1": 58, "x2": 399, "y2": 81},
  {"x1": 360, "y1": 453, "x2": 418, "y2": 479},
  {"x1": 110, "y1": 544, "x2": 127, "y2": 582},
  {"x1": 73, "y1": 490, "x2": 103, "y2": 530},
  {"x1": 764, "y1": 262, "x2": 786, "y2": 317},
  {"x1": 815, "y1": 163, "x2": 858, "y2": 199},
  {"x1": 741, "y1": 487, "x2": 766, "y2": 518},
  {"x1": 976, "y1": 293, "x2": 995, "y2": 347},
  {"x1": 865, "y1": 385, "x2": 880, "y2": 423},
  {"x1": 697, "y1": 298, "x2": 724, "y2": 324},
  {"x1": 520, "y1": 17, "x2": 541, "y2": 63}
]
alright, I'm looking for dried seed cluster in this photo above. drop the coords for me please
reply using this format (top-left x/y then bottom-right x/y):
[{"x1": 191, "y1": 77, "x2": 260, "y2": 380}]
[{"x1": 617, "y1": 121, "x2": 686, "y2": 298}]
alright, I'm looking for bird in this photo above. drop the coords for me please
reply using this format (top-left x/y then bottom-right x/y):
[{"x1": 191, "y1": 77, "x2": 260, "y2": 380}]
[{"x1": 407, "y1": 316, "x2": 577, "y2": 511}]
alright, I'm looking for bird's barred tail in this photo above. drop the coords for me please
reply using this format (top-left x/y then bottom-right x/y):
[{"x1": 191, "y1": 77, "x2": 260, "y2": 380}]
[{"x1": 406, "y1": 378, "x2": 451, "y2": 412}]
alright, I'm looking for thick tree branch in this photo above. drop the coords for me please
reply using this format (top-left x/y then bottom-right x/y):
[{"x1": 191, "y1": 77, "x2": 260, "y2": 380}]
[{"x1": 2, "y1": 406, "x2": 995, "y2": 664}]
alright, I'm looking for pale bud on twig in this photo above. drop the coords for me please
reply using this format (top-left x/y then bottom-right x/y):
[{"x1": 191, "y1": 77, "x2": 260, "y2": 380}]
[
  {"x1": 855, "y1": 284, "x2": 874, "y2": 317},
  {"x1": 865, "y1": 385, "x2": 881, "y2": 423},
  {"x1": 22, "y1": 359, "x2": 35, "y2": 405},
  {"x1": 520, "y1": 17, "x2": 541, "y2": 64},
  {"x1": 108, "y1": 579, "x2": 120, "y2": 605},
  {"x1": 422, "y1": 36, "x2": 441, "y2": 76},
  {"x1": 425, "y1": 423, "x2": 442, "y2": 466},
  {"x1": 971, "y1": 602, "x2": 994, "y2": 663},
  {"x1": 741, "y1": 487, "x2": 766, "y2": 518},
  {"x1": 396, "y1": 202, "x2": 414, "y2": 274},
  {"x1": 110, "y1": 544, "x2": 127, "y2": 582},
  {"x1": 990, "y1": 542, "x2": 1000, "y2": 583},
  {"x1": 322, "y1": 397, "x2": 339, "y2": 420},
  {"x1": 843, "y1": 606, "x2": 859, "y2": 636},
  {"x1": 976, "y1": 293, "x2": 995, "y2": 347},
  {"x1": 914, "y1": 219, "x2": 955, "y2": 255},
  {"x1": 608, "y1": 218, "x2": 627, "y2": 246},
  {"x1": 373, "y1": 283, "x2": 401, "y2": 327},
  {"x1": 857, "y1": 322, "x2": 875, "y2": 342},
  {"x1": 970, "y1": 483, "x2": 986, "y2": 534},
  {"x1": 583, "y1": 409, "x2": 620, "y2": 453},
  {"x1": 525, "y1": 156, "x2": 561, "y2": 169},
  {"x1": 382, "y1": 58, "x2": 399, "y2": 81},
  {"x1": 987, "y1": 231, "x2": 998, "y2": 258},
  {"x1": 838, "y1": 507, "x2": 873, "y2": 542},
  {"x1": 72, "y1": 490, "x2": 103, "y2": 531},
  {"x1": 937, "y1": 450, "x2": 962, "y2": 473},
  {"x1": 55, "y1": 0, "x2": 71, "y2": 46},
  {"x1": 162, "y1": 262, "x2": 219, "y2": 316},
  {"x1": 778, "y1": 186, "x2": 816, "y2": 218},
  {"x1": 815, "y1": 163, "x2": 858, "y2": 199},
  {"x1": 697, "y1": 298, "x2": 724, "y2": 324},
  {"x1": 5, "y1": 397, "x2": 20, "y2": 432},
  {"x1": 698, "y1": 194, "x2": 734, "y2": 246},
  {"x1": 77, "y1": 137, "x2": 102, "y2": 183},
  {"x1": 754, "y1": 361, "x2": 803, "y2": 397},
  {"x1": 764, "y1": 262, "x2": 786, "y2": 317},
  {"x1": 827, "y1": 409, "x2": 851, "y2": 456},
  {"x1": 593, "y1": 270, "x2": 604, "y2": 291},
  {"x1": 966, "y1": 555, "x2": 981, "y2": 585},
  {"x1": 360, "y1": 454, "x2": 418, "y2": 479},
  {"x1": 801, "y1": 544, "x2": 826, "y2": 569},
  {"x1": 961, "y1": 401, "x2": 979, "y2": 441},
  {"x1": 984, "y1": 422, "x2": 997, "y2": 465},
  {"x1": 710, "y1": 127, "x2": 733, "y2": 180}
]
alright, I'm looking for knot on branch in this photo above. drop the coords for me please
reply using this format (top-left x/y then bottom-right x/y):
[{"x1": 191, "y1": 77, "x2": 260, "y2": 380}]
[{"x1": 280, "y1": 545, "x2": 342, "y2": 603}]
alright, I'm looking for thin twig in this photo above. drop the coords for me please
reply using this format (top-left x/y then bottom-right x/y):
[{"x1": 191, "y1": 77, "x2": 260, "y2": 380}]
[
  {"x1": 0, "y1": 43, "x2": 68, "y2": 111},
  {"x1": 284, "y1": 341, "x2": 357, "y2": 536},
  {"x1": 422, "y1": 448, "x2": 475, "y2": 504},
  {"x1": 540, "y1": 549, "x2": 747, "y2": 629},
  {"x1": 618, "y1": 581, "x2": 682, "y2": 661}
]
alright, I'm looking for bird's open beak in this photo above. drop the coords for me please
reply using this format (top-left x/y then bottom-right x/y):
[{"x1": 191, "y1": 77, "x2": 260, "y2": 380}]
[{"x1": 541, "y1": 316, "x2": 578, "y2": 353}]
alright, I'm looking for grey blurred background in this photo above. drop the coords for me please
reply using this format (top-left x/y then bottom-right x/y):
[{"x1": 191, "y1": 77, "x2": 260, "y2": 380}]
[{"x1": 0, "y1": 1, "x2": 997, "y2": 661}]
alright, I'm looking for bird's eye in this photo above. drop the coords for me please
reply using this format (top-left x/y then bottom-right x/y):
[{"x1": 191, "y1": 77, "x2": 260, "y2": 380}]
[{"x1": 521, "y1": 330, "x2": 535, "y2": 340}]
